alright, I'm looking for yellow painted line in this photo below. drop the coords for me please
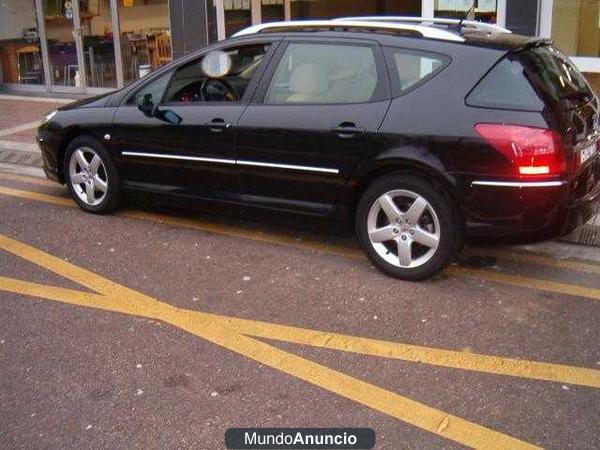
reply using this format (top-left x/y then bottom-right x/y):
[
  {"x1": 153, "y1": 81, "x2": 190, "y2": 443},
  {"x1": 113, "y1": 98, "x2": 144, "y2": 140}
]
[
  {"x1": 0, "y1": 185, "x2": 72, "y2": 206},
  {"x1": 0, "y1": 172, "x2": 56, "y2": 187},
  {"x1": 0, "y1": 233, "x2": 540, "y2": 449},
  {"x1": 450, "y1": 266, "x2": 600, "y2": 301},
  {"x1": 467, "y1": 248, "x2": 600, "y2": 275},
  {"x1": 212, "y1": 312, "x2": 600, "y2": 389},
  {"x1": 2, "y1": 183, "x2": 600, "y2": 304},
  {"x1": 2, "y1": 172, "x2": 598, "y2": 273},
  {"x1": 2, "y1": 233, "x2": 599, "y2": 388}
]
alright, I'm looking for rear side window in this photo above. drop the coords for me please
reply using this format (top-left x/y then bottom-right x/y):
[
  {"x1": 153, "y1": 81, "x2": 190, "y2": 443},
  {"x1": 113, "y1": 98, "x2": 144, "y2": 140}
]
[
  {"x1": 385, "y1": 47, "x2": 449, "y2": 95},
  {"x1": 466, "y1": 58, "x2": 544, "y2": 111},
  {"x1": 264, "y1": 43, "x2": 379, "y2": 104}
]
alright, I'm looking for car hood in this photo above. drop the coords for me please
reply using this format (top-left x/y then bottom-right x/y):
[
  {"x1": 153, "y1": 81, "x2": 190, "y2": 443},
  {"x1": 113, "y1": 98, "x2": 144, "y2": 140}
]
[{"x1": 58, "y1": 91, "x2": 115, "y2": 111}]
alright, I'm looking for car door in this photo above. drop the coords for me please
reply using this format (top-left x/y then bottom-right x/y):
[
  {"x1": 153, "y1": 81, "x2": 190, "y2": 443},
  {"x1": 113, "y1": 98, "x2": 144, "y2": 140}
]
[
  {"x1": 235, "y1": 38, "x2": 392, "y2": 215},
  {"x1": 111, "y1": 39, "x2": 278, "y2": 200}
]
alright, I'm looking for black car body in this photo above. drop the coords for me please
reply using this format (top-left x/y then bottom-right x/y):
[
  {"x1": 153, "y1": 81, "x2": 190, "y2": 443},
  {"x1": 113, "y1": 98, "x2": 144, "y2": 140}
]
[{"x1": 38, "y1": 20, "x2": 600, "y2": 280}]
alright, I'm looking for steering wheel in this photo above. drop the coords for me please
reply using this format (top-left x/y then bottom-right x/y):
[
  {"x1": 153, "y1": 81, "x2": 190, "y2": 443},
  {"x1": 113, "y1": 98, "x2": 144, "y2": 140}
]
[{"x1": 200, "y1": 78, "x2": 239, "y2": 102}]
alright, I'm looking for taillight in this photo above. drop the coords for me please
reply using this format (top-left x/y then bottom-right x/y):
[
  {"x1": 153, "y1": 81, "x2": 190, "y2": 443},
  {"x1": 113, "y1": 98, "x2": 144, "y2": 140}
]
[{"x1": 475, "y1": 124, "x2": 566, "y2": 178}]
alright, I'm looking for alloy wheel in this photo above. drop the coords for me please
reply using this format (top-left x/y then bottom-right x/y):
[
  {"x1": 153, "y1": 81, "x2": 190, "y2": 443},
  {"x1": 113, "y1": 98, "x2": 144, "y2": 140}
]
[
  {"x1": 367, "y1": 189, "x2": 440, "y2": 269},
  {"x1": 68, "y1": 147, "x2": 109, "y2": 206}
]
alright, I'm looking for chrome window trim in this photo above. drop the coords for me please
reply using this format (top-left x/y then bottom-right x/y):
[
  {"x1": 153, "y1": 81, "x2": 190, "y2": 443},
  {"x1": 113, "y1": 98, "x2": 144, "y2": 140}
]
[
  {"x1": 471, "y1": 180, "x2": 567, "y2": 188},
  {"x1": 121, "y1": 151, "x2": 339, "y2": 175}
]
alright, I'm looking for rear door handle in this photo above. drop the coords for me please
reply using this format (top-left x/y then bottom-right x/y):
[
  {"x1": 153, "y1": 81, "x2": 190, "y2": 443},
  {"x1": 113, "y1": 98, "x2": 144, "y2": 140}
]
[
  {"x1": 206, "y1": 118, "x2": 231, "y2": 132},
  {"x1": 332, "y1": 122, "x2": 365, "y2": 138}
]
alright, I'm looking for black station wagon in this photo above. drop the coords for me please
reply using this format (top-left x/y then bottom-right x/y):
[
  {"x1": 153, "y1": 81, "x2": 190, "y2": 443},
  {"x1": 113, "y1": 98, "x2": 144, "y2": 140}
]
[{"x1": 38, "y1": 17, "x2": 600, "y2": 280}]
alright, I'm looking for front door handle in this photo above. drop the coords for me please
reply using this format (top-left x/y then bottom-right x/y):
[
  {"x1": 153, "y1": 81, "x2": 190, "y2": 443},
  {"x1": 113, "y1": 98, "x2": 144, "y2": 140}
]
[
  {"x1": 332, "y1": 122, "x2": 365, "y2": 138},
  {"x1": 206, "y1": 118, "x2": 231, "y2": 133}
]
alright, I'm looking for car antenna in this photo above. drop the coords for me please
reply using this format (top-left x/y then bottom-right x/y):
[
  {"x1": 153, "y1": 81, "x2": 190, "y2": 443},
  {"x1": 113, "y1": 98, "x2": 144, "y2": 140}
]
[{"x1": 458, "y1": 1, "x2": 478, "y2": 32}]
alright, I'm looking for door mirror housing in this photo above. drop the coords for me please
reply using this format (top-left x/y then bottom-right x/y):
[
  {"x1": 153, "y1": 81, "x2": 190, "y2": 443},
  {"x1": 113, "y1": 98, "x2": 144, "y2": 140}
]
[
  {"x1": 137, "y1": 92, "x2": 182, "y2": 125},
  {"x1": 137, "y1": 93, "x2": 157, "y2": 118},
  {"x1": 157, "y1": 109, "x2": 183, "y2": 125}
]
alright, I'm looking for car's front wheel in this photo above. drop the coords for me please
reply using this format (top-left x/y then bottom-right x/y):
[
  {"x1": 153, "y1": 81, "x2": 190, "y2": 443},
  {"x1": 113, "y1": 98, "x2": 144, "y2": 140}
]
[
  {"x1": 64, "y1": 136, "x2": 122, "y2": 214},
  {"x1": 356, "y1": 173, "x2": 462, "y2": 281}
]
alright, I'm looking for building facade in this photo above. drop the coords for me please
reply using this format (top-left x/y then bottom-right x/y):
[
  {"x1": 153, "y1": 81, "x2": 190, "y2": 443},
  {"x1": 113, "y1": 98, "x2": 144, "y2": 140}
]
[{"x1": 0, "y1": 0, "x2": 598, "y2": 95}]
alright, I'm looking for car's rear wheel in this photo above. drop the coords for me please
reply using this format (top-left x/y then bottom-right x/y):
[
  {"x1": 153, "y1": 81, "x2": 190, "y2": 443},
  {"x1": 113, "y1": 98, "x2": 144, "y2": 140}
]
[
  {"x1": 64, "y1": 136, "x2": 122, "y2": 214},
  {"x1": 356, "y1": 173, "x2": 462, "y2": 280}
]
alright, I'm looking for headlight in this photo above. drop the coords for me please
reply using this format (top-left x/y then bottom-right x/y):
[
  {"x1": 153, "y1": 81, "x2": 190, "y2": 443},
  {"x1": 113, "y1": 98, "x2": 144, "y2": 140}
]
[{"x1": 43, "y1": 110, "x2": 58, "y2": 123}]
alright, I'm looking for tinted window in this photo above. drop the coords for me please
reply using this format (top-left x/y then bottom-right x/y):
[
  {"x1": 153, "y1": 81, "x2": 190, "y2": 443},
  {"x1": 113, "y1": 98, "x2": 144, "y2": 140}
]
[
  {"x1": 467, "y1": 58, "x2": 544, "y2": 111},
  {"x1": 388, "y1": 48, "x2": 449, "y2": 93},
  {"x1": 265, "y1": 43, "x2": 378, "y2": 104},
  {"x1": 163, "y1": 44, "x2": 270, "y2": 103},
  {"x1": 517, "y1": 45, "x2": 595, "y2": 110},
  {"x1": 127, "y1": 71, "x2": 172, "y2": 106}
]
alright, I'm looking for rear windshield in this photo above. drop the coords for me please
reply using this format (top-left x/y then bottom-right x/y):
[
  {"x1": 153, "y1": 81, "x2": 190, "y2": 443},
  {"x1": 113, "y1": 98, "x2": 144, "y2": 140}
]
[
  {"x1": 516, "y1": 45, "x2": 594, "y2": 110},
  {"x1": 467, "y1": 44, "x2": 594, "y2": 111}
]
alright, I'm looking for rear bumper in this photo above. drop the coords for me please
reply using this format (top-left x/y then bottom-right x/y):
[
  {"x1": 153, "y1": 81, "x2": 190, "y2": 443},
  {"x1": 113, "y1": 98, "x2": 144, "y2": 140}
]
[{"x1": 459, "y1": 157, "x2": 600, "y2": 243}]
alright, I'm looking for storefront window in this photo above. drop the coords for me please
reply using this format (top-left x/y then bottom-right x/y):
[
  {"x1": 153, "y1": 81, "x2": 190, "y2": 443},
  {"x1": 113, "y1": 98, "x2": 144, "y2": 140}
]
[
  {"x1": 291, "y1": 0, "x2": 421, "y2": 20},
  {"x1": 117, "y1": 0, "x2": 171, "y2": 85},
  {"x1": 79, "y1": 0, "x2": 117, "y2": 88},
  {"x1": 261, "y1": 0, "x2": 285, "y2": 23},
  {"x1": 224, "y1": 0, "x2": 251, "y2": 38},
  {"x1": 43, "y1": 0, "x2": 80, "y2": 86},
  {"x1": 435, "y1": 0, "x2": 497, "y2": 23},
  {"x1": 0, "y1": 1, "x2": 45, "y2": 85},
  {"x1": 551, "y1": 0, "x2": 600, "y2": 93}
]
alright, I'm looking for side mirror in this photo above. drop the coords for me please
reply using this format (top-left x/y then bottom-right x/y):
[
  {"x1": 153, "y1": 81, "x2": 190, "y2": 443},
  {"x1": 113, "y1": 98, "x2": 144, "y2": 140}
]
[{"x1": 137, "y1": 93, "x2": 156, "y2": 118}]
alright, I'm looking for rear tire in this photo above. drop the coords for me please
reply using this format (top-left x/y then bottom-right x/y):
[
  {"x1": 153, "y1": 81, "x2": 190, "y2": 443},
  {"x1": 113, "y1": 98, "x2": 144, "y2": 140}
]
[
  {"x1": 63, "y1": 136, "x2": 122, "y2": 214},
  {"x1": 356, "y1": 173, "x2": 462, "y2": 281}
]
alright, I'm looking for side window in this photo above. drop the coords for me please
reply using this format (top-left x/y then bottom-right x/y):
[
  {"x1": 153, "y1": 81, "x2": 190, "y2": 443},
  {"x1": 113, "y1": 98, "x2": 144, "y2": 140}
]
[
  {"x1": 387, "y1": 47, "x2": 449, "y2": 94},
  {"x1": 163, "y1": 44, "x2": 271, "y2": 104},
  {"x1": 264, "y1": 43, "x2": 378, "y2": 104},
  {"x1": 466, "y1": 58, "x2": 544, "y2": 111},
  {"x1": 127, "y1": 71, "x2": 172, "y2": 106}
]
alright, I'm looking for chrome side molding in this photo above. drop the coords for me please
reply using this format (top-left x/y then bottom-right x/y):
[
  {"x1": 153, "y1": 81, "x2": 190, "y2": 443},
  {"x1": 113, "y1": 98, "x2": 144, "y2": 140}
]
[{"x1": 122, "y1": 151, "x2": 339, "y2": 175}]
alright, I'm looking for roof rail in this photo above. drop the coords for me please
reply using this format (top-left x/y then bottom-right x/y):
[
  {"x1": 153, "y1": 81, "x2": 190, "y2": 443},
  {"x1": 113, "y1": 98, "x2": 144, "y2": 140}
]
[
  {"x1": 334, "y1": 16, "x2": 511, "y2": 34},
  {"x1": 232, "y1": 20, "x2": 465, "y2": 42}
]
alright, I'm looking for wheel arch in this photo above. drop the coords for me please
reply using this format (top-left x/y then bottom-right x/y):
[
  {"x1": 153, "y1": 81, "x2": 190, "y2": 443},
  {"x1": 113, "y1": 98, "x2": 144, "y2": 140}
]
[
  {"x1": 350, "y1": 159, "x2": 464, "y2": 229},
  {"x1": 55, "y1": 127, "x2": 101, "y2": 182}
]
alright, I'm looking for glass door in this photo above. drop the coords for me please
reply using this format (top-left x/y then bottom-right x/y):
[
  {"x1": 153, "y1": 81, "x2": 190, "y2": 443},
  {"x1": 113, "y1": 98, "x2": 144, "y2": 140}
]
[{"x1": 42, "y1": 0, "x2": 84, "y2": 88}]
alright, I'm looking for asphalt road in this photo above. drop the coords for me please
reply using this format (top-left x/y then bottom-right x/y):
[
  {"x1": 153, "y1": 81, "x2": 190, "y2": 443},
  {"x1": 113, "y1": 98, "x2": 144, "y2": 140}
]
[{"x1": 0, "y1": 172, "x2": 599, "y2": 449}]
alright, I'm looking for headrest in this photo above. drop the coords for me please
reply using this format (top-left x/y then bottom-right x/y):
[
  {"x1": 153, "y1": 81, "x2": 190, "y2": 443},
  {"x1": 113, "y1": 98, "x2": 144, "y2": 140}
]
[{"x1": 289, "y1": 63, "x2": 329, "y2": 96}]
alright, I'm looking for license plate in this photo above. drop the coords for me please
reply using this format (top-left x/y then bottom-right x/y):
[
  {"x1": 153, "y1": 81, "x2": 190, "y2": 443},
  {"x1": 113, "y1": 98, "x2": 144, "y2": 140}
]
[{"x1": 580, "y1": 143, "x2": 596, "y2": 165}]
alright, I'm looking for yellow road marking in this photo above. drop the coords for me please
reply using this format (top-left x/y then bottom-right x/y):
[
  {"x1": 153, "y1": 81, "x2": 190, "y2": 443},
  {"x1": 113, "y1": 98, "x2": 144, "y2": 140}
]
[
  {"x1": 2, "y1": 172, "x2": 599, "y2": 270},
  {"x1": 450, "y1": 266, "x2": 600, "y2": 301},
  {"x1": 0, "y1": 185, "x2": 72, "y2": 206},
  {"x1": 466, "y1": 248, "x2": 600, "y2": 275},
  {"x1": 0, "y1": 173, "x2": 56, "y2": 187},
  {"x1": 0, "y1": 233, "x2": 542, "y2": 449},
  {"x1": 2, "y1": 182, "x2": 600, "y2": 304},
  {"x1": 212, "y1": 312, "x2": 600, "y2": 389}
]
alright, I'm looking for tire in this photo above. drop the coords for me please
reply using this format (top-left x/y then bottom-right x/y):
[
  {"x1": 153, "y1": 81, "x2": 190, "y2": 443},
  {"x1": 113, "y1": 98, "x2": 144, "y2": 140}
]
[
  {"x1": 355, "y1": 173, "x2": 462, "y2": 281},
  {"x1": 63, "y1": 136, "x2": 122, "y2": 214}
]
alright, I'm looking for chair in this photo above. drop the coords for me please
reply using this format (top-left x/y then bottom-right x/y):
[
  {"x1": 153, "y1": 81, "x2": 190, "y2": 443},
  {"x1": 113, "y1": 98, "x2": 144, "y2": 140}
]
[{"x1": 156, "y1": 33, "x2": 172, "y2": 66}]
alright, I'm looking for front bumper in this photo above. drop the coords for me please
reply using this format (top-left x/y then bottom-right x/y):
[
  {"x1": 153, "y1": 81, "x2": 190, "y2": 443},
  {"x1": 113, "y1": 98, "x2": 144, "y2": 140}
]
[{"x1": 37, "y1": 125, "x2": 63, "y2": 183}]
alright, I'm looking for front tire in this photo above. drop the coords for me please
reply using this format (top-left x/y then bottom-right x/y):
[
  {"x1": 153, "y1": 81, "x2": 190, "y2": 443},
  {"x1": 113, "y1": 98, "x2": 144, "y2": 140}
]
[
  {"x1": 64, "y1": 136, "x2": 122, "y2": 214},
  {"x1": 356, "y1": 173, "x2": 462, "y2": 281}
]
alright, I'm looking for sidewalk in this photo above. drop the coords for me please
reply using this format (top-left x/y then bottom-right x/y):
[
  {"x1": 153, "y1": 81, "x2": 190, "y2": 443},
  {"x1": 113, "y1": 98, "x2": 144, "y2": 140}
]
[
  {"x1": 0, "y1": 92, "x2": 598, "y2": 247},
  {"x1": 0, "y1": 94, "x2": 72, "y2": 177}
]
